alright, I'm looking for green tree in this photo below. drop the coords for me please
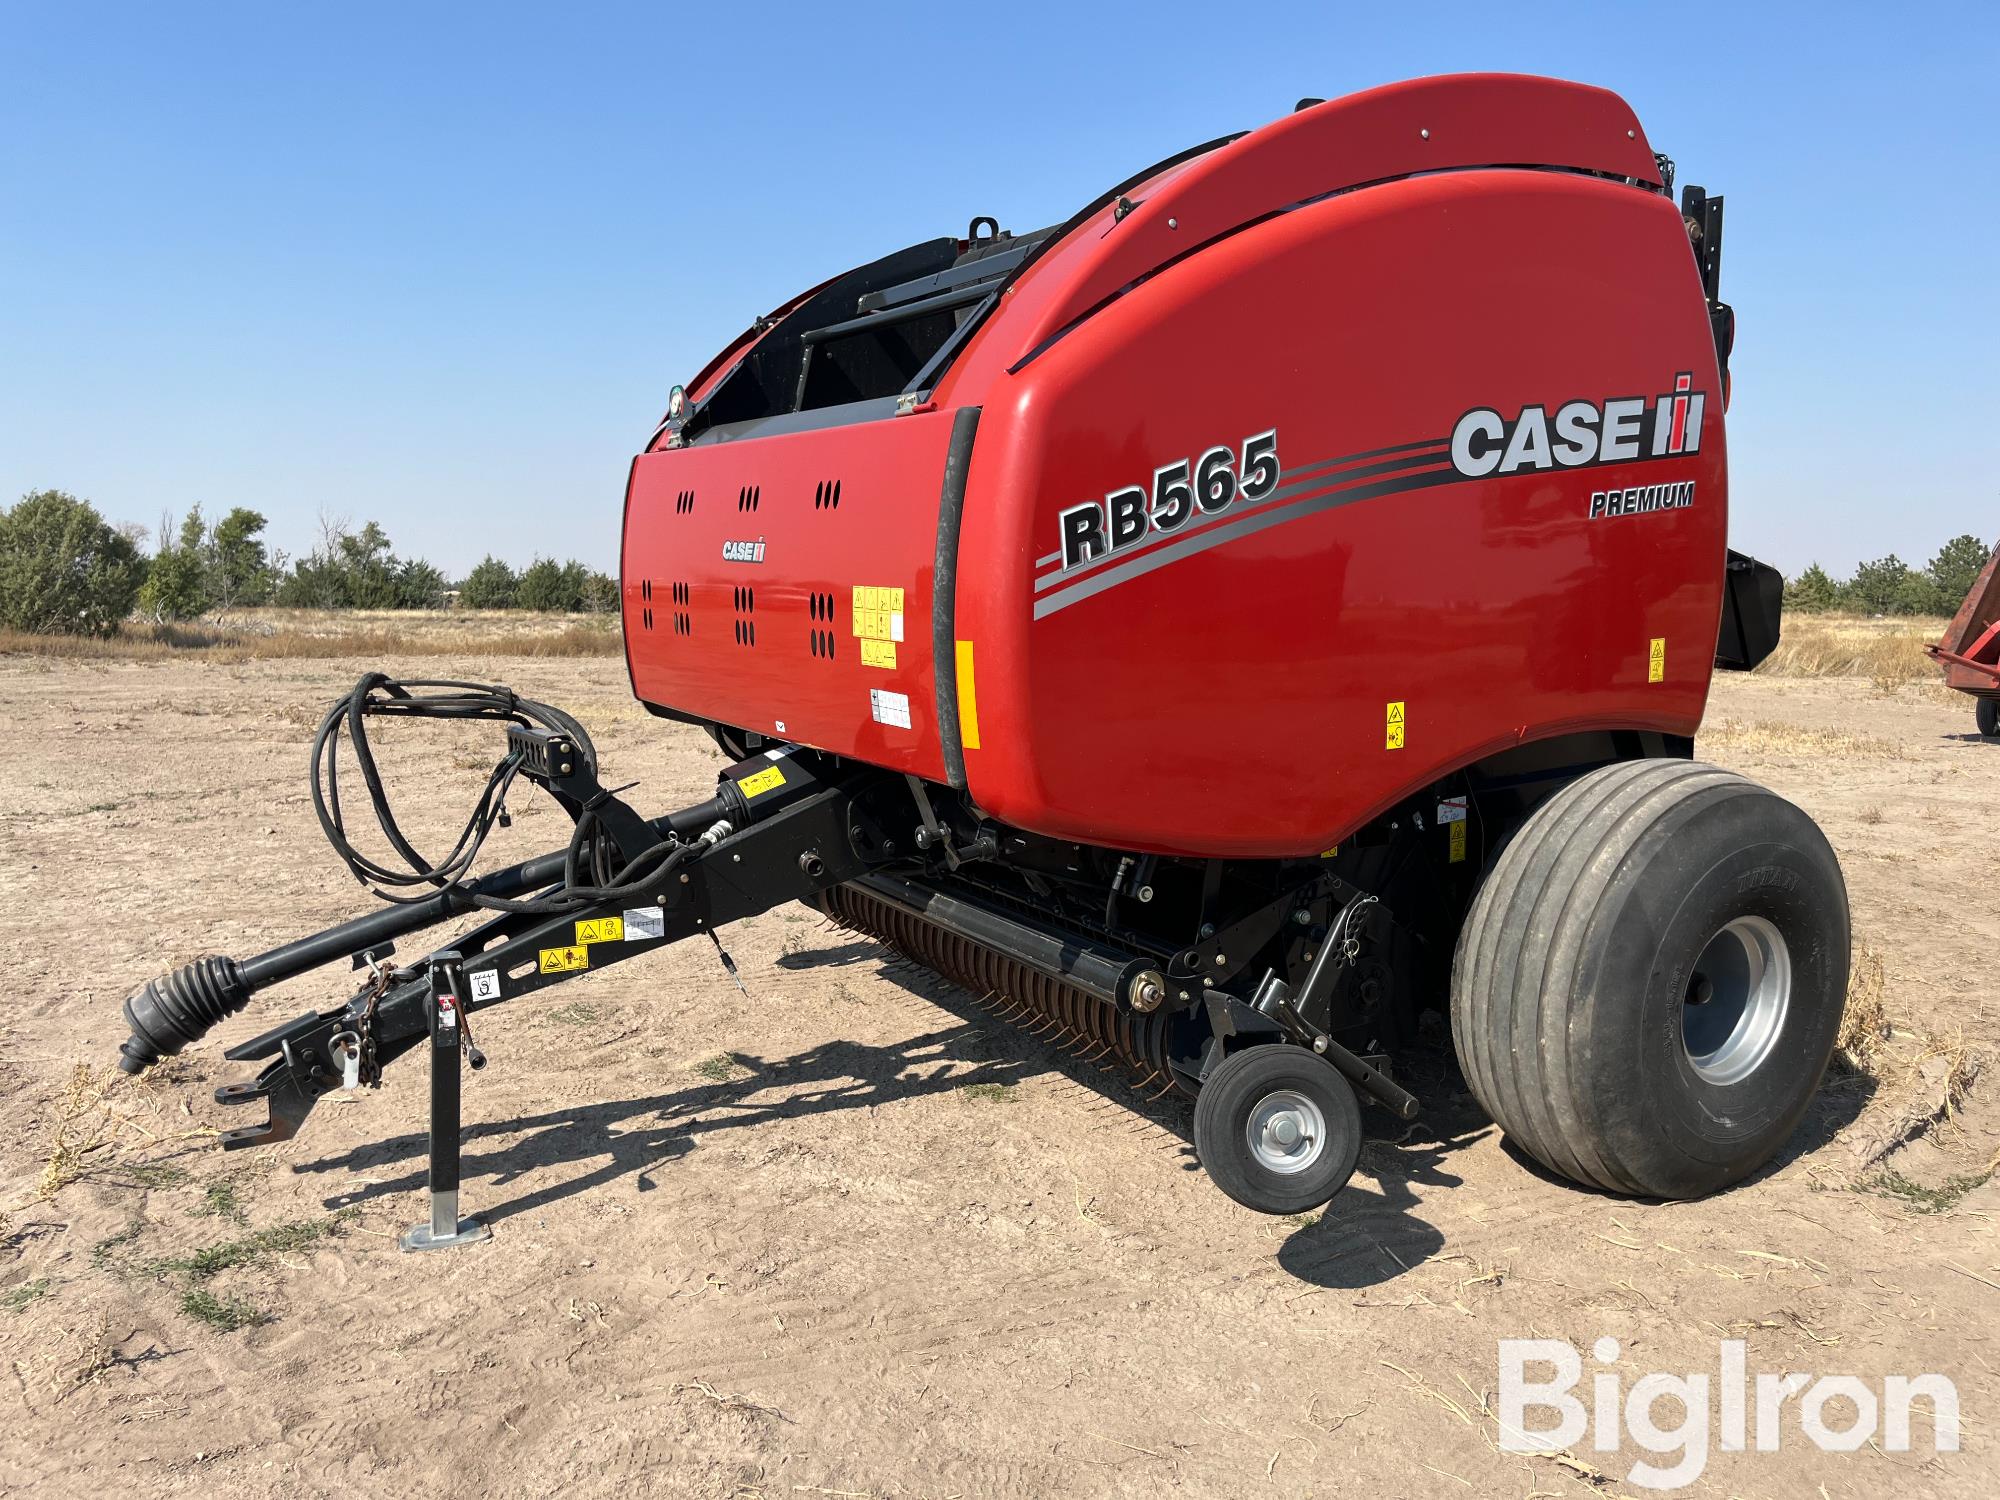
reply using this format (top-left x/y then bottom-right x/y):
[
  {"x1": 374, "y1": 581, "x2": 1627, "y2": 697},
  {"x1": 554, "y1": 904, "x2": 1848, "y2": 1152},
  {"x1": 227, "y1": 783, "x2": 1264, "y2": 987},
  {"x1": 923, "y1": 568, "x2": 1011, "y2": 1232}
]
[
  {"x1": 275, "y1": 552, "x2": 349, "y2": 608},
  {"x1": 1784, "y1": 563, "x2": 1838, "y2": 613},
  {"x1": 1925, "y1": 534, "x2": 1993, "y2": 614},
  {"x1": 0, "y1": 489, "x2": 148, "y2": 635},
  {"x1": 275, "y1": 515, "x2": 355, "y2": 607},
  {"x1": 209, "y1": 507, "x2": 273, "y2": 606},
  {"x1": 338, "y1": 521, "x2": 401, "y2": 608},
  {"x1": 458, "y1": 555, "x2": 519, "y2": 609},
  {"x1": 1841, "y1": 554, "x2": 1934, "y2": 615},
  {"x1": 517, "y1": 556, "x2": 583, "y2": 612},
  {"x1": 139, "y1": 506, "x2": 212, "y2": 621},
  {"x1": 394, "y1": 557, "x2": 448, "y2": 610},
  {"x1": 581, "y1": 569, "x2": 619, "y2": 613}
]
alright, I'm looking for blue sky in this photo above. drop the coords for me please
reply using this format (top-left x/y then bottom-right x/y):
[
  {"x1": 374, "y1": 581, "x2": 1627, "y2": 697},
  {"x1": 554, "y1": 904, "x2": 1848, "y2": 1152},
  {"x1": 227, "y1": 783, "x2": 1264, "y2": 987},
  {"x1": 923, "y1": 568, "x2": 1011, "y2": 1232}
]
[{"x1": 3, "y1": 3, "x2": 1994, "y2": 578}]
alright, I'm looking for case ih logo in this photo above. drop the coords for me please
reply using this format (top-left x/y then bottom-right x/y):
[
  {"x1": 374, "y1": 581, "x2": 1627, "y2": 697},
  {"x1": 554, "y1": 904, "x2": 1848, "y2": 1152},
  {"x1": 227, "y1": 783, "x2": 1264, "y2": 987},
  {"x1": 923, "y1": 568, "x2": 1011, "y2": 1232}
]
[
  {"x1": 721, "y1": 539, "x2": 766, "y2": 564},
  {"x1": 1450, "y1": 374, "x2": 1706, "y2": 479}
]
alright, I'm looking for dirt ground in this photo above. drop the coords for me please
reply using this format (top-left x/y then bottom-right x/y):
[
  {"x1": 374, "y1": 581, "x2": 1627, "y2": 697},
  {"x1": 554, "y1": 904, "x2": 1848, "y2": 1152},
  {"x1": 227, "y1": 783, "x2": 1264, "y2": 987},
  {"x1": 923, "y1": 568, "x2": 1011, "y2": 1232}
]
[{"x1": 1, "y1": 653, "x2": 1994, "y2": 1499}]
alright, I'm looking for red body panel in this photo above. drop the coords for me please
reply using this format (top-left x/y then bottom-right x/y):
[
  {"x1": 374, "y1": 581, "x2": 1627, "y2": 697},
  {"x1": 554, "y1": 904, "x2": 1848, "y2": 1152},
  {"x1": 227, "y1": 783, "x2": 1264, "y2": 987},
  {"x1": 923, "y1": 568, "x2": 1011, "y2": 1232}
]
[
  {"x1": 622, "y1": 75, "x2": 1727, "y2": 858},
  {"x1": 623, "y1": 410, "x2": 962, "y2": 780},
  {"x1": 953, "y1": 170, "x2": 1723, "y2": 856},
  {"x1": 931, "y1": 73, "x2": 1658, "y2": 410}
]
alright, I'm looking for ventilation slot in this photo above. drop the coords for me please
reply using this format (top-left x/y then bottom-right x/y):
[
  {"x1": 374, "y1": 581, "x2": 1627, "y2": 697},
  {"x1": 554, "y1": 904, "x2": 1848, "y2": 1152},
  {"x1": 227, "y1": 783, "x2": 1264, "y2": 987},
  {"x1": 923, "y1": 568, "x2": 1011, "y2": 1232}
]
[
  {"x1": 737, "y1": 484, "x2": 762, "y2": 513},
  {"x1": 674, "y1": 489, "x2": 696, "y2": 515},
  {"x1": 807, "y1": 590, "x2": 838, "y2": 660},
  {"x1": 812, "y1": 479, "x2": 844, "y2": 511},
  {"x1": 640, "y1": 578, "x2": 655, "y2": 631},
  {"x1": 732, "y1": 583, "x2": 756, "y2": 647},
  {"x1": 671, "y1": 580, "x2": 690, "y2": 636}
]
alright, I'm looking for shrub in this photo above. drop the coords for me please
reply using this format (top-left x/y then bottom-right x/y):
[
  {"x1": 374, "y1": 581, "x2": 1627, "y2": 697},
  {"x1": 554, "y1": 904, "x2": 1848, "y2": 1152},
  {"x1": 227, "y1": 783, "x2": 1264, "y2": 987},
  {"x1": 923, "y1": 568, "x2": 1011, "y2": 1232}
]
[
  {"x1": 458, "y1": 555, "x2": 519, "y2": 609},
  {"x1": 0, "y1": 490, "x2": 148, "y2": 636},
  {"x1": 517, "y1": 556, "x2": 587, "y2": 612}
]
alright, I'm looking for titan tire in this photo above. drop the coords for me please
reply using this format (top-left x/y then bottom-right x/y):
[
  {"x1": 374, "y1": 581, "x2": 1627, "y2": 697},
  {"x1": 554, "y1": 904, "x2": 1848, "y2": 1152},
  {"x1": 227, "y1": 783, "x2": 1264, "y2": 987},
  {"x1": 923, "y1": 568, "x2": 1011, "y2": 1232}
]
[
  {"x1": 1977, "y1": 696, "x2": 1999, "y2": 739},
  {"x1": 1193, "y1": 1044, "x2": 1363, "y2": 1215},
  {"x1": 1451, "y1": 759, "x2": 1850, "y2": 1199}
]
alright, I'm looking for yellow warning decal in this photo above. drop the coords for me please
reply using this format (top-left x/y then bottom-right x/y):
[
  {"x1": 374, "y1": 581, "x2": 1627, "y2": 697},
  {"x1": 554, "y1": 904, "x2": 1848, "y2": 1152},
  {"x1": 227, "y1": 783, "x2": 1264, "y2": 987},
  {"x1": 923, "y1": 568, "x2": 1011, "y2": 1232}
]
[
  {"x1": 851, "y1": 585, "x2": 906, "y2": 646},
  {"x1": 955, "y1": 640, "x2": 981, "y2": 750},
  {"x1": 1648, "y1": 637, "x2": 1666, "y2": 683},
  {"x1": 1448, "y1": 821, "x2": 1467, "y2": 864},
  {"x1": 860, "y1": 637, "x2": 897, "y2": 669},
  {"x1": 737, "y1": 765, "x2": 786, "y2": 799},
  {"x1": 1319, "y1": 844, "x2": 1339, "y2": 859},
  {"x1": 539, "y1": 944, "x2": 589, "y2": 974},
  {"x1": 575, "y1": 916, "x2": 624, "y2": 946},
  {"x1": 1385, "y1": 700, "x2": 1406, "y2": 750}
]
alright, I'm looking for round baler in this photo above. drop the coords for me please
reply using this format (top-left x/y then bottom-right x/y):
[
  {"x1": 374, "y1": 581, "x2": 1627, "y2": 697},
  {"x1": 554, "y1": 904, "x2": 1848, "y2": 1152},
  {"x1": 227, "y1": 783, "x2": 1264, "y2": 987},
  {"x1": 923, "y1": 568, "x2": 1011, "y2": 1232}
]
[{"x1": 118, "y1": 74, "x2": 1849, "y2": 1226}]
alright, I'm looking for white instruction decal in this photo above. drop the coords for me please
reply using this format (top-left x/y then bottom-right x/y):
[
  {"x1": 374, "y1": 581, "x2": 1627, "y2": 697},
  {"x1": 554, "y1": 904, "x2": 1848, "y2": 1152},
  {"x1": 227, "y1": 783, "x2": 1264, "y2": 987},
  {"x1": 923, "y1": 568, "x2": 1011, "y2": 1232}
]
[
  {"x1": 469, "y1": 970, "x2": 500, "y2": 1002},
  {"x1": 623, "y1": 904, "x2": 665, "y2": 940},
  {"x1": 870, "y1": 688, "x2": 912, "y2": 730},
  {"x1": 1437, "y1": 796, "x2": 1468, "y2": 825}
]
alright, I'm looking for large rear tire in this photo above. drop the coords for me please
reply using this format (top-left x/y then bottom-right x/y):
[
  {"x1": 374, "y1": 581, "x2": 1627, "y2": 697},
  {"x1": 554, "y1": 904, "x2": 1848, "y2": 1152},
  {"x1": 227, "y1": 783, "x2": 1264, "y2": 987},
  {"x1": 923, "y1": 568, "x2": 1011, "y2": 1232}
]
[{"x1": 1451, "y1": 759, "x2": 1850, "y2": 1199}]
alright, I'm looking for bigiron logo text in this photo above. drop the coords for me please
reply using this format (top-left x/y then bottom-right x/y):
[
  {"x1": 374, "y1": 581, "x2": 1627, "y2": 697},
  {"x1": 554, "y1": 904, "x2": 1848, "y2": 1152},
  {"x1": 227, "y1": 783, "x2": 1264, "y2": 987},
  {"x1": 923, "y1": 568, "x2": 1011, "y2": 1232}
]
[
  {"x1": 1450, "y1": 373, "x2": 1706, "y2": 479},
  {"x1": 721, "y1": 538, "x2": 766, "y2": 564}
]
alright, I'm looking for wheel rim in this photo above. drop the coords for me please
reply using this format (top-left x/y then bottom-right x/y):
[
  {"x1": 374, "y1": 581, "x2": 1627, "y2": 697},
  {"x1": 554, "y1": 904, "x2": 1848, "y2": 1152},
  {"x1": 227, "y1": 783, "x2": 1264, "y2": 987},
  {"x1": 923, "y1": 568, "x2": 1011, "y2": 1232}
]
[
  {"x1": 1681, "y1": 915, "x2": 1792, "y2": 1085},
  {"x1": 1245, "y1": 1089, "x2": 1327, "y2": 1174}
]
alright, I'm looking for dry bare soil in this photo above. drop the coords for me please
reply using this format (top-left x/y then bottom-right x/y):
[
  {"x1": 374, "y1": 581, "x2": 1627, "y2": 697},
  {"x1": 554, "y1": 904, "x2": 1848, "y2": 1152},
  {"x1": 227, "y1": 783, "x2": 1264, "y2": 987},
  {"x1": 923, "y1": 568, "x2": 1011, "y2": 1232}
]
[{"x1": 1, "y1": 641, "x2": 1995, "y2": 1499}]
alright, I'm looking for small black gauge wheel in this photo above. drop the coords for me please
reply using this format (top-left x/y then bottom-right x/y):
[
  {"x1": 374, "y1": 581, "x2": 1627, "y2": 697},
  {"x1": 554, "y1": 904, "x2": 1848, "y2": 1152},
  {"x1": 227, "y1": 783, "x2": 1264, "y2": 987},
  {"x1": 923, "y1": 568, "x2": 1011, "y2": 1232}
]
[{"x1": 1193, "y1": 1044, "x2": 1362, "y2": 1215}]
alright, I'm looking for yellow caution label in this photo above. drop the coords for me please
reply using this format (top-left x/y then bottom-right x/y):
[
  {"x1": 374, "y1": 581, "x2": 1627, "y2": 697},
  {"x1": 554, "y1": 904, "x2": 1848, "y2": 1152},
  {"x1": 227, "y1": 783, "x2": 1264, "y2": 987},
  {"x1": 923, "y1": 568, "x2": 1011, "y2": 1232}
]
[
  {"x1": 1648, "y1": 637, "x2": 1666, "y2": 683},
  {"x1": 1319, "y1": 844, "x2": 1339, "y2": 859},
  {"x1": 851, "y1": 585, "x2": 906, "y2": 645},
  {"x1": 574, "y1": 916, "x2": 624, "y2": 946},
  {"x1": 1448, "y1": 821, "x2": 1467, "y2": 864},
  {"x1": 737, "y1": 765, "x2": 786, "y2": 798},
  {"x1": 1385, "y1": 700, "x2": 1406, "y2": 750},
  {"x1": 860, "y1": 637, "x2": 897, "y2": 669},
  {"x1": 539, "y1": 944, "x2": 589, "y2": 974},
  {"x1": 955, "y1": 640, "x2": 981, "y2": 750}
]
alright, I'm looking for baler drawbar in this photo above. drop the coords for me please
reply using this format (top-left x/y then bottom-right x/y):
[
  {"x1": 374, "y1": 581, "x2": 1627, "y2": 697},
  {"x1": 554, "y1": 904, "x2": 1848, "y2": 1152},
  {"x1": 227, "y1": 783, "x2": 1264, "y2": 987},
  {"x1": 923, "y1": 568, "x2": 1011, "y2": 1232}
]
[{"x1": 118, "y1": 75, "x2": 1853, "y2": 1231}]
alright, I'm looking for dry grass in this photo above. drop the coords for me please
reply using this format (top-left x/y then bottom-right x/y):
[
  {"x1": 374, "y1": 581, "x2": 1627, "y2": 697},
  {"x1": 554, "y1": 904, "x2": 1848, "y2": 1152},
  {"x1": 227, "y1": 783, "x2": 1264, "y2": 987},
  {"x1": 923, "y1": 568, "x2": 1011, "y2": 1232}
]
[
  {"x1": 1756, "y1": 612, "x2": 1946, "y2": 683},
  {"x1": 37, "y1": 1064, "x2": 122, "y2": 1199},
  {"x1": 1835, "y1": 939, "x2": 1891, "y2": 1075},
  {"x1": 0, "y1": 607, "x2": 621, "y2": 662},
  {"x1": 1827, "y1": 936, "x2": 1985, "y2": 1172},
  {"x1": 21, "y1": 1063, "x2": 214, "y2": 1210},
  {"x1": 1698, "y1": 718, "x2": 1907, "y2": 760}
]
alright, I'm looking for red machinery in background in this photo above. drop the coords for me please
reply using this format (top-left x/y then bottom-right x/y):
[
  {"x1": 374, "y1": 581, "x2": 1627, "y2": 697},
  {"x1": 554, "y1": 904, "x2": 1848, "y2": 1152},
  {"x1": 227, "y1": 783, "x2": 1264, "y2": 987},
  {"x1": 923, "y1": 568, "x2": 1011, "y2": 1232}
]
[{"x1": 1927, "y1": 540, "x2": 2000, "y2": 737}]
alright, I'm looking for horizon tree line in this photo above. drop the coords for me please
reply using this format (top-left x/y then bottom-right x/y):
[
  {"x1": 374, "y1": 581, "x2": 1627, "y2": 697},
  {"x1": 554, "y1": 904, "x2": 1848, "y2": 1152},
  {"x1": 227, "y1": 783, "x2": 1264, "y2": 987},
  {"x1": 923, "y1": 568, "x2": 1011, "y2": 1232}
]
[{"x1": 1, "y1": 487, "x2": 1992, "y2": 639}]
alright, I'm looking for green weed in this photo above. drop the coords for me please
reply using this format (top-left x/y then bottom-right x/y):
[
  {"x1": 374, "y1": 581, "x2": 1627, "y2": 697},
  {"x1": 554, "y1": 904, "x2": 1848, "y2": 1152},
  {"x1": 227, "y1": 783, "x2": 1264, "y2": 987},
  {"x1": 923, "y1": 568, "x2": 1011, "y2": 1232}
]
[
  {"x1": 178, "y1": 1288, "x2": 267, "y2": 1332},
  {"x1": 1861, "y1": 1168, "x2": 1993, "y2": 1214},
  {"x1": 3, "y1": 1279, "x2": 52, "y2": 1312}
]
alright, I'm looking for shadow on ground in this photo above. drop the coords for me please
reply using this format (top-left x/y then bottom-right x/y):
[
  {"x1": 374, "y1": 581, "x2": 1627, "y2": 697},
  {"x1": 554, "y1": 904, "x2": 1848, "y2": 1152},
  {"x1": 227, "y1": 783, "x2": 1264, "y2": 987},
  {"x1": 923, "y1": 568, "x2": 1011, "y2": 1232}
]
[{"x1": 292, "y1": 940, "x2": 1886, "y2": 1294}]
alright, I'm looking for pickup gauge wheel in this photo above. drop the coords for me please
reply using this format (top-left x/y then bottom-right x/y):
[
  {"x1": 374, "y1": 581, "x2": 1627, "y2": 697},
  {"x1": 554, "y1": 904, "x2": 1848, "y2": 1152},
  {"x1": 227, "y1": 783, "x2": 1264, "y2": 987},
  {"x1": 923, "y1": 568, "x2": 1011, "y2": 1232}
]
[{"x1": 1193, "y1": 1045, "x2": 1363, "y2": 1215}]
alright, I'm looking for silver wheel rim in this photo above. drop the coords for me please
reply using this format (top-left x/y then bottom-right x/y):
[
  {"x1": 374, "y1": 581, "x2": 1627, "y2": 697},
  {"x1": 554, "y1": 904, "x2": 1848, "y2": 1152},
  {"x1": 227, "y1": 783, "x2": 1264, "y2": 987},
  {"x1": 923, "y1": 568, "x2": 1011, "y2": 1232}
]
[
  {"x1": 1681, "y1": 915, "x2": 1792, "y2": 1086},
  {"x1": 1246, "y1": 1089, "x2": 1327, "y2": 1174}
]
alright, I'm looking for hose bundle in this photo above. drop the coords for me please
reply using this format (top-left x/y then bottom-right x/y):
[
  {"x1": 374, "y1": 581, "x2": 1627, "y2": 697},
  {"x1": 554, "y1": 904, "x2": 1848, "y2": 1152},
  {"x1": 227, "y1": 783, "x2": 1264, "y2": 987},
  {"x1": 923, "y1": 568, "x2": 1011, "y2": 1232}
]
[{"x1": 310, "y1": 674, "x2": 695, "y2": 914}]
